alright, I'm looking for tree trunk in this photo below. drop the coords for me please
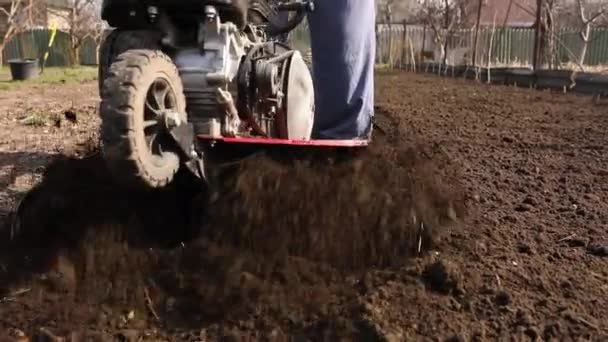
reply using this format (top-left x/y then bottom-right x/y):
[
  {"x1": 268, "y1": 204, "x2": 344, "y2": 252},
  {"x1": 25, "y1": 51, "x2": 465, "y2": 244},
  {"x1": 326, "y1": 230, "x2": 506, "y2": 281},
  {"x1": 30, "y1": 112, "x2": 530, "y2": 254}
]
[
  {"x1": 70, "y1": 40, "x2": 82, "y2": 66},
  {"x1": 443, "y1": 0, "x2": 450, "y2": 68},
  {"x1": 74, "y1": 45, "x2": 81, "y2": 66},
  {"x1": 533, "y1": 0, "x2": 544, "y2": 70},
  {"x1": 95, "y1": 44, "x2": 101, "y2": 65},
  {"x1": 388, "y1": 23, "x2": 394, "y2": 67},
  {"x1": 578, "y1": 24, "x2": 591, "y2": 66},
  {"x1": 401, "y1": 20, "x2": 407, "y2": 68},
  {"x1": 442, "y1": 34, "x2": 448, "y2": 67},
  {"x1": 438, "y1": 38, "x2": 445, "y2": 74},
  {"x1": 545, "y1": 2, "x2": 556, "y2": 69},
  {"x1": 472, "y1": 0, "x2": 483, "y2": 68},
  {"x1": 421, "y1": 25, "x2": 427, "y2": 65}
]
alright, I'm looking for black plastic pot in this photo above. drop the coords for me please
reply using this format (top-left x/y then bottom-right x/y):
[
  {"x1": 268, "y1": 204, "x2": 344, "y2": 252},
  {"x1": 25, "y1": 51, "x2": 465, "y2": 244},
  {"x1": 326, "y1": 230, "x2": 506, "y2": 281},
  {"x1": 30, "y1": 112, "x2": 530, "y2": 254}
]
[{"x1": 8, "y1": 58, "x2": 39, "y2": 81}]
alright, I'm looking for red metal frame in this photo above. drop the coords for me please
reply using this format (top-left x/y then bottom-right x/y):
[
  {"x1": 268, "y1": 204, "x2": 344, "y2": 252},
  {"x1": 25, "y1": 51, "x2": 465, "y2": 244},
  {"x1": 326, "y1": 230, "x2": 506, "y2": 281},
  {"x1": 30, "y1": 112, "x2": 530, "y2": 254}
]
[{"x1": 197, "y1": 135, "x2": 369, "y2": 147}]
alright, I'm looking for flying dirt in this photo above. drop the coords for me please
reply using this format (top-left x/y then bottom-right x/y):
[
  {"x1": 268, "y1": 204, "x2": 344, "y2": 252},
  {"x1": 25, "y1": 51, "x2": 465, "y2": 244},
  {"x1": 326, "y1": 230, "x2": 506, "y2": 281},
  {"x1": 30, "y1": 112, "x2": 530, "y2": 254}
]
[{"x1": 0, "y1": 109, "x2": 466, "y2": 340}]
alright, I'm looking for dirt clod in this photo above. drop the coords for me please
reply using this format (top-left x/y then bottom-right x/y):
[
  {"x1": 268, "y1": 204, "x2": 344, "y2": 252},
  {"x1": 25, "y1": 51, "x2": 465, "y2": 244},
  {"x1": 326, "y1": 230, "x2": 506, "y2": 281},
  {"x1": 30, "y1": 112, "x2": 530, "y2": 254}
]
[
  {"x1": 525, "y1": 327, "x2": 540, "y2": 340},
  {"x1": 494, "y1": 291, "x2": 511, "y2": 306},
  {"x1": 587, "y1": 244, "x2": 608, "y2": 257},
  {"x1": 566, "y1": 237, "x2": 589, "y2": 248},
  {"x1": 422, "y1": 260, "x2": 463, "y2": 295}
]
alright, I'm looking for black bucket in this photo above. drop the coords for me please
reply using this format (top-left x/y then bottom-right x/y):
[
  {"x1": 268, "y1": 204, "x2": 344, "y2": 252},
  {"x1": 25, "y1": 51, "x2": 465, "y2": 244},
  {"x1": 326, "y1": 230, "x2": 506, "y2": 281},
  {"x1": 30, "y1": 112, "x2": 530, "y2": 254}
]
[{"x1": 8, "y1": 58, "x2": 39, "y2": 81}]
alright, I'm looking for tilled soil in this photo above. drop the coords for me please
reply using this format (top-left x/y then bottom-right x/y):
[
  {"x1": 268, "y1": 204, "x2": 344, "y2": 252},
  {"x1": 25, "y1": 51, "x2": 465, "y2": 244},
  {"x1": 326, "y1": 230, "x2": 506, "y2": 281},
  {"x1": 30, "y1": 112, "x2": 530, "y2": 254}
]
[{"x1": 0, "y1": 71, "x2": 607, "y2": 341}]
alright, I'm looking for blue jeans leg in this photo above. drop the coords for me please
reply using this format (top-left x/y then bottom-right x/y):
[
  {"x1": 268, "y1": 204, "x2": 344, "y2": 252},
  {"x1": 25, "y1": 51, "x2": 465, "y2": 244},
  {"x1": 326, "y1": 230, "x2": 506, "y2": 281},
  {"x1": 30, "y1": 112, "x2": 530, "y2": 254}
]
[{"x1": 307, "y1": 0, "x2": 376, "y2": 139}]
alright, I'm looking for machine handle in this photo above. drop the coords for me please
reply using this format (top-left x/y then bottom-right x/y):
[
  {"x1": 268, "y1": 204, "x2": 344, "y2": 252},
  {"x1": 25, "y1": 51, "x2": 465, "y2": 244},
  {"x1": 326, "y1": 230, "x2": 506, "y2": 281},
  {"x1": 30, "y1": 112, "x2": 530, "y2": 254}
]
[
  {"x1": 267, "y1": 0, "x2": 314, "y2": 36},
  {"x1": 276, "y1": 0, "x2": 314, "y2": 13}
]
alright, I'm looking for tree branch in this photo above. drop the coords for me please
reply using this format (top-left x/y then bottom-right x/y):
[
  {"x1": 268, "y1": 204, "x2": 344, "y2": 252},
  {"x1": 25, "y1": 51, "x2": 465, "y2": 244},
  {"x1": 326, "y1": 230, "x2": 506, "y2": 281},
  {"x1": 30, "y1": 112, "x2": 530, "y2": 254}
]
[
  {"x1": 587, "y1": 9, "x2": 606, "y2": 23},
  {"x1": 577, "y1": 0, "x2": 587, "y2": 23}
]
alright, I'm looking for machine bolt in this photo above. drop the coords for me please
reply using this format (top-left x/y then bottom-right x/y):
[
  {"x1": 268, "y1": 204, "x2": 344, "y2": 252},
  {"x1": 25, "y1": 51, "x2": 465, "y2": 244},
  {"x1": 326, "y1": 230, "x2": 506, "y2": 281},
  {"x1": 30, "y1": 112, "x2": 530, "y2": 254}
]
[
  {"x1": 147, "y1": 6, "x2": 158, "y2": 22},
  {"x1": 162, "y1": 111, "x2": 181, "y2": 129},
  {"x1": 204, "y1": 6, "x2": 217, "y2": 19}
]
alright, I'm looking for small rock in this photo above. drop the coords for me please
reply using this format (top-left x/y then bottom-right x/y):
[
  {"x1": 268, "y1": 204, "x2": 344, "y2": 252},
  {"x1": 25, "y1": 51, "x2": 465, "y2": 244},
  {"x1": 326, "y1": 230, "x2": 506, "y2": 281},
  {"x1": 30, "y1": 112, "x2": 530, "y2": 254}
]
[
  {"x1": 94, "y1": 311, "x2": 108, "y2": 326},
  {"x1": 566, "y1": 237, "x2": 588, "y2": 248},
  {"x1": 165, "y1": 297, "x2": 176, "y2": 312},
  {"x1": 522, "y1": 197, "x2": 537, "y2": 206},
  {"x1": 476, "y1": 242, "x2": 488, "y2": 254},
  {"x1": 517, "y1": 243, "x2": 534, "y2": 255},
  {"x1": 515, "y1": 309, "x2": 533, "y2": 326},
  {"x1": 116, "y1": 330, "x2": 138, "y2": 342},
  {"x1": 220, "y1": 330, "x2": 241, "y2": 342},
  {"x1": 265, "y1": 328, "x2": 287, "y2": 342},
  {"x1": 63, "y1": 110, "x2": 78, "y2": 124},
  {"x1": 445, "y1": 335, "x2": 465, "y2": 342},
  {"x1": 502, "y1": 136, "x2": 515, "y2": 143},
  {"x1": 584, "y1": 193, "x2": 601, "y2": 202},
  {"x1": 448, "y1": 297, "x2": 462, "y2": 311},
  {"x1": 515, "y1": 204, "x2": 533, "y2": 212},
  {"x1": 8, "y1": 329, "x2": 28, "y2": 342},
  {"x1": 447, "y1": 205, "x2": 459, "y2": 222},
  {"x1": 494, "y1": 291, "x2": 511, "y2": 306},
  {"x1": 46, "y1": 255, "x2": 77, "y2": 294},
  {"x1": 525, "y1": 327, "x2": 540, "y2": 340},
  {"x1": 36, "y1": 328, "x2": 62, "y2": 342},
  {"x1": 130, "y1": 319, "x2": 147, "y2": 330},
  {"x1": 543, "y1": 321, "x2": 562, "y2": 339},
  {"x1": 383, "y1": 332, "x2": 404, "y2": 342}
]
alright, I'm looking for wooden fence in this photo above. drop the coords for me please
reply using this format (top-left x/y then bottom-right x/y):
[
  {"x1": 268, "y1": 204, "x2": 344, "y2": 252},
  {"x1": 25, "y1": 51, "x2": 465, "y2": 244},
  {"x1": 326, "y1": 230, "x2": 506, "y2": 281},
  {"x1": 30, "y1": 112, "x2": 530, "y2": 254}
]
[
  {"x1": 377, "y1": 23, "x2": 608, "y2": 70},
  {"x1": 2, "y1": 28, "x2": 97, "y2": 67}
]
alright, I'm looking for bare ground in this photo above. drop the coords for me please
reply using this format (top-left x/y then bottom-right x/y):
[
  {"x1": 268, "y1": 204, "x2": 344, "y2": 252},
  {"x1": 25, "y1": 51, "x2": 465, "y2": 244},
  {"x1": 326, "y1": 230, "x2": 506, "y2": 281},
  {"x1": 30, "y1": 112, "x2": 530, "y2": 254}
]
[
  {"x1": 0, "y1": 71, "x2": 606, "y2": 341},
  {"x1": 0, "y1": 81, "x2": 98, "y2": 228}
]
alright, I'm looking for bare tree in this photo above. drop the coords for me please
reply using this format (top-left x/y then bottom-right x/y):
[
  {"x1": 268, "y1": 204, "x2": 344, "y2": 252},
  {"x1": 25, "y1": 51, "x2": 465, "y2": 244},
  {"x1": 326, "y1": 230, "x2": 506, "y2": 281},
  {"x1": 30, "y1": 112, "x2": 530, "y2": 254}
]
[
  {"x1": 575, "y1": 0, "x2": 606, "y2": 66},
  {"x1": 0, "y1": 0, "x2": 34, "y2": 65},
  {"x1": 376, "y1": 0, "x2": 422, "y2": 22},
  {"x1": 48, "y1": 0, "x2": 103, "y2": 65},
  {"x1": 421, "y1": 0, "x2": 467, "y2": 66},
  {"x1": 542, "y1": 0, "x2": 558, "y2": 69}
]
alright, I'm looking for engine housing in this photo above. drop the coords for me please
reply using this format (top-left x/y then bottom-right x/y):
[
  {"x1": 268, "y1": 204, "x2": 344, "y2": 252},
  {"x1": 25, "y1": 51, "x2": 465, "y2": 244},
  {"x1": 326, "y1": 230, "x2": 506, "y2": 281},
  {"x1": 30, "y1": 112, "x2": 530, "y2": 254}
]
[
  {"x1": 171, "y1": 10, "x2": 246, "y2": 137},
  {"x1": 170, "y1": 6, "x2": 314, "y2": 140}
]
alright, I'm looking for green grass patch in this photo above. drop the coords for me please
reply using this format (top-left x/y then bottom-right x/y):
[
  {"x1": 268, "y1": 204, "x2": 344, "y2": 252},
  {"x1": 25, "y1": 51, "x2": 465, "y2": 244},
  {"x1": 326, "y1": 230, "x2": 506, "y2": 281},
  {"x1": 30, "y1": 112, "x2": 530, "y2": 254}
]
[{"x1": 0, "y1": 66, "x2": 97, "y2": 90}]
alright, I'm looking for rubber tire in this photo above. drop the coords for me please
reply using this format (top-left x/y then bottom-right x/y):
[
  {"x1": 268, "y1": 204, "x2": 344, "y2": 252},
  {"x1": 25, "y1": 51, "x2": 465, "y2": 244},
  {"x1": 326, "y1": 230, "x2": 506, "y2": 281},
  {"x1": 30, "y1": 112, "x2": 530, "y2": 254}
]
[
  {"x1": 100, "y1": 49, "x2": 187, "y2": 189},
  {"x1": 98, "y1": 29, "x2": 162, "y2": 95}
]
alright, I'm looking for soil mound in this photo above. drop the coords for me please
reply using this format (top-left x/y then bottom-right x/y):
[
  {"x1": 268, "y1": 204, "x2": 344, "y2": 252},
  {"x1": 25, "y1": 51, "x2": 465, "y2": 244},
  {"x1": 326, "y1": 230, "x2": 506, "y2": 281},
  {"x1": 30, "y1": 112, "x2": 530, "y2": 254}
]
[
  {"x1": 0, "y1": 127, "x2": 467, "y2": 338},
  {"x1": 203, "y1": 138, "x2": 465, "y2": 270}
]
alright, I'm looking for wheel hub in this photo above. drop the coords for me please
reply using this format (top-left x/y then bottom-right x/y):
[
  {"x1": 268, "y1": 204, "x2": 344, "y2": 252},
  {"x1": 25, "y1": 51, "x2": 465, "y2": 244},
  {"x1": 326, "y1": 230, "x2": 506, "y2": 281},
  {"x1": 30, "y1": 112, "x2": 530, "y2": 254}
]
[
  {"x1": 143, "y1": 78, "x2": 181, "y2": 157},
  {"x1": 158, "y1": 110, "x2": 182, "y2": 131}
]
